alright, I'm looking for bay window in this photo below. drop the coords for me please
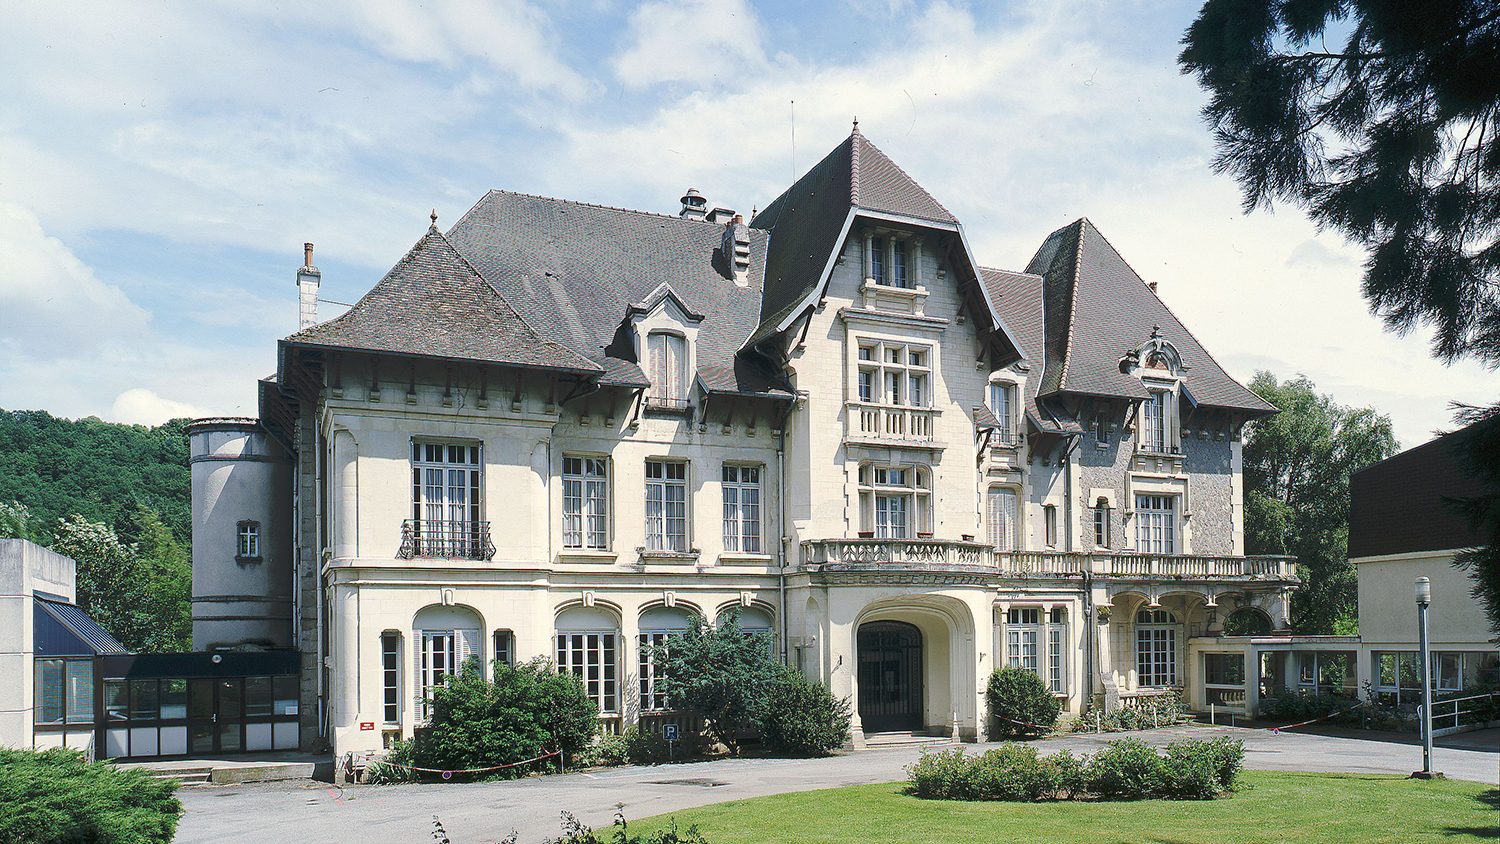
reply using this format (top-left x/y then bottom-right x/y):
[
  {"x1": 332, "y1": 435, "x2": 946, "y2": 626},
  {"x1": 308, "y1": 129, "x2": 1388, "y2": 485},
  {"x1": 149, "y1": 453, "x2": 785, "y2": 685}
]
[{"x1": 855, "y1": 340, "x2": 931, "y2": 408}]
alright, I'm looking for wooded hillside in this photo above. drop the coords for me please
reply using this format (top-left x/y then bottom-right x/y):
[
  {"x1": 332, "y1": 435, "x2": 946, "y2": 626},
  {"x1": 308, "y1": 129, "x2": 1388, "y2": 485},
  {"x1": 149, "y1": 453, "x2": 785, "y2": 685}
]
[{"x1": 0, "y1": 410, "x2": 190, "y2": 545}]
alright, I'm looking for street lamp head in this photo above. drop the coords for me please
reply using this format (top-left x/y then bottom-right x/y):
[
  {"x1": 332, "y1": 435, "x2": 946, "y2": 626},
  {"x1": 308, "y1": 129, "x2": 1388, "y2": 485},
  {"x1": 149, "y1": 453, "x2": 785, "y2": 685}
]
[{"x1": 1415, "y1": 577, "x2": 1431, "y2": 604}]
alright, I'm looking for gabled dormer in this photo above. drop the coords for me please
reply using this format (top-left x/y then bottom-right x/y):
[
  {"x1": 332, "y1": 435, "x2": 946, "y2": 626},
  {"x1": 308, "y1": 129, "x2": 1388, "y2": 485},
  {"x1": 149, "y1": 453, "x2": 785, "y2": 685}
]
[{"x1": 626, "y1": 283, "x2": 704, "y2": 411}]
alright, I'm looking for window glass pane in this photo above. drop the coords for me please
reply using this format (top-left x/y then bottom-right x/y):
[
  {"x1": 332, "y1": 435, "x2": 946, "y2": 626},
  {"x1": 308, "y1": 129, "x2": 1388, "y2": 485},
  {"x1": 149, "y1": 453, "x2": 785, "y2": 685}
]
[
  {"x1": 274, "y1": 676, "x2": 299, "y2": 716},
  {"x1": 65, "y1": 661, "x2": 94, "y2": 724},
  {"x1": 218, "y1": 679, "x2": 242, "y2": 719},
  {"x1": 105, "y1": 679, "x2": 129, "y2": 722},
  {"x1": 245, "y1": 676, "x2": 274, "y2": 717},
  {"x1": 189, "y1": 679, "x2": 214, "y2": 719},
  {"x1": 35, "y1": 660, "x2": 64, "y2": 725},
  {"x1": 160, "y1": 678, "x2": 187, "y2": 720},
  {"x1": 130, "y1": 679, "x2": 159, "y2": 721}
]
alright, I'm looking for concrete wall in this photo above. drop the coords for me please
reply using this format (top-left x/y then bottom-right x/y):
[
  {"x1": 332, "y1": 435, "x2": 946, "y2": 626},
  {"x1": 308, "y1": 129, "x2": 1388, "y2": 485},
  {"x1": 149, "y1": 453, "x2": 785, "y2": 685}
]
[
  {"x1": 0, "y1": 540, "x2": 77, "y2": 750},
  {"x1": 1356, "y1": 551, "x2": 1493, "y2": 649}
]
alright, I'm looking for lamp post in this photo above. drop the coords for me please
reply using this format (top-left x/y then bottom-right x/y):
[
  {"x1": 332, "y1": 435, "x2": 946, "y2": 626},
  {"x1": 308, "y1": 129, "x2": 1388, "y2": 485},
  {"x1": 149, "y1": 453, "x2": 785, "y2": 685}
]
[{"x1": 1412, "y1": 577, "x2": 1441, "y2": 779}]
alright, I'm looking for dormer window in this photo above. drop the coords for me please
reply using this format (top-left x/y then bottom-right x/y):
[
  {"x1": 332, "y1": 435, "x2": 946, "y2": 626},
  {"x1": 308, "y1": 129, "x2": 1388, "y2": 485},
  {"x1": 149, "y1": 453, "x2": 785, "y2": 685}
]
[
  {"x1": 892, "y1": 239, "x2": 908, "y2": 287},
  {"x1": 646, "y1": 331, "x2": 688, "y2": 408},
  {"x1": 863, "y1": 231, "x2": 920, "y2": 290},
  {"x1": 1141, "y1": 390, "x2": 1167, "y2": 452},
  {"x1": 871, "y1": 237, "x2": 886, "y2": 284}
]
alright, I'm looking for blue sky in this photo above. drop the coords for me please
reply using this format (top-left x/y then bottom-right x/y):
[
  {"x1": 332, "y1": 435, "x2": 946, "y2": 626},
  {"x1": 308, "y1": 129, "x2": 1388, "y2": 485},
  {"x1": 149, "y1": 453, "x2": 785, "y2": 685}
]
[{"x1": 0, "y1": 0, "x2": 1493, "y2": 447}]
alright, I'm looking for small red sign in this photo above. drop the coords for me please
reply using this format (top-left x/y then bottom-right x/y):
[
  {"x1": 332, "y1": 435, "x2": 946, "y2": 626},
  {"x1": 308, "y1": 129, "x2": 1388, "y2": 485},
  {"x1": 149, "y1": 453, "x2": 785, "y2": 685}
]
[{"x1": 360, "y1": 722, "x2": 375, "y2": 731}]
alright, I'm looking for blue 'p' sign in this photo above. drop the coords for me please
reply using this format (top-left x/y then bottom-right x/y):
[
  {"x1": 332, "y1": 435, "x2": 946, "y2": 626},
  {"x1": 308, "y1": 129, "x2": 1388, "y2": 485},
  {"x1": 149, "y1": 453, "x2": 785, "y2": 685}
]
[{"x1": 662, "y1": 724, "x2": 679, "y2": 742}]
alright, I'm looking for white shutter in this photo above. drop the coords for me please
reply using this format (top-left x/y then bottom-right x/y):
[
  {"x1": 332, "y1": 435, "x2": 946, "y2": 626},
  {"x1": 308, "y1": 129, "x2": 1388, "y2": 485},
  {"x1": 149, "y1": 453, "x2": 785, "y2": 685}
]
[
  {"x1": 413, "y1": 632, "x2": 426, "y2": 720},
  {"x1": 457, "y1": 629, "x2": 481, "y2": 675}
]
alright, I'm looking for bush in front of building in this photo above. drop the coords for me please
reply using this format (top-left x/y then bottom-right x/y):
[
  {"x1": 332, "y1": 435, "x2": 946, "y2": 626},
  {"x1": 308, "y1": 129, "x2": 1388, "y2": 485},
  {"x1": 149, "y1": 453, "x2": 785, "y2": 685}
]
[
  {"x1": 0, "y1": 748, "x2": 181, "y2": 844},
  {"x1": 985, "y1": 667, "x2": 1060, "y2": 738},
  {"x1": 757, "y1": 666, "x2": 852, "y2": 757},
  {"x1": 1256, "y1": 690, "x2": 1362, "y2": 725},
  {"x1": 409, "y1": 657, "x2": 598, "y2": 779},
  {"x1": 502, "y1": 811, "x2": 708, "y2": 844},
  {"x1": 586, "y1": 727, "x2": 673, "y2": 767},
  {"x1": 1071, "y1": 691, "x2": 1188, "y2": 733},
  {"x1": 905, "y1": 738, "x2": 1243, "y2": 802}
]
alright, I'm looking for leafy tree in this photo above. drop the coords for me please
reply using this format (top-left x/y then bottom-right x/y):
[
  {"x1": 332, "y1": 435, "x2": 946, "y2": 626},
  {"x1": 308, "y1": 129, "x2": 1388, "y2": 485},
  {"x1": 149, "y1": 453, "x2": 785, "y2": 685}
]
[
  {"x1": 1447, "y1": 403, "x2": 1500, "y2": 633},
  {"x1": 652, "y1": 610, "x2": 778, "y2": 755},
  {"x1": 1242, "y1": 372, "x2": 1398, "y2": 633},
  {"x1": 413, "y1": 657, "x2": 597, "y2": 778},
  {"x1": 47, "y1": 511, "x2": 192, "y2": 652},
  {"x1": 1180, "y1": 0, "x2": 1500, "y2": 632},
  {"x1": 0, "y1": 501, "x2": 34, "y2": 542}
]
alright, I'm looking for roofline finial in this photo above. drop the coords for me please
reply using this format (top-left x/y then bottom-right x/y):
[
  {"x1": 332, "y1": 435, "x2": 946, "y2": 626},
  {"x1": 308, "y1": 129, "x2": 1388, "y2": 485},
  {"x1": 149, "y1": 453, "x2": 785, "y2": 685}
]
[
  {"x1": 430, "y1": 208, "x2": 439, "y2": 232},
  {"x1": 852, "y1": 116, "x2": 859, "y2": 133}
]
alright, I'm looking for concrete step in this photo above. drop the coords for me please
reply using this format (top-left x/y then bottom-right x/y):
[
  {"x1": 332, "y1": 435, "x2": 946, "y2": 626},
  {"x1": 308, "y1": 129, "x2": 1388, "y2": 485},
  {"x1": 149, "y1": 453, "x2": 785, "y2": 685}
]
[
  {"x1": 862, "y1": 732, "x2": 957, "y2": 750},
  {"x1": 139, "y1": 767, "x2": 214, "y2": 784},
  {"x1": 116, "y1": 758, "x2": 320, "y2": 785}
]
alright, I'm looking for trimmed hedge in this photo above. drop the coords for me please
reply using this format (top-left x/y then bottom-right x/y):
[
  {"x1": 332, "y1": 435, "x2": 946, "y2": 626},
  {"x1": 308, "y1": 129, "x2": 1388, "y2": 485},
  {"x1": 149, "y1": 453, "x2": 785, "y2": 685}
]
[
  {"x1": 906, "y1": 737, "x2": 1244, "y2": 802},
  {"x1": 986, "y1": 667, "x2": 1060, "y2": 738},
  {"x1": 0, "y1": 748, "x2": 181, "y2": 844}
]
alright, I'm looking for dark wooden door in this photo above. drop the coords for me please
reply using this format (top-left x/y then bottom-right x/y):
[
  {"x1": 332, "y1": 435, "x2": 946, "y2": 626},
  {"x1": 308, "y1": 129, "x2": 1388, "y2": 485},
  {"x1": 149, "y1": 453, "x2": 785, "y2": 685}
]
[{"x1": 857, "y1": 621, "x2": 923, "y2": 733}]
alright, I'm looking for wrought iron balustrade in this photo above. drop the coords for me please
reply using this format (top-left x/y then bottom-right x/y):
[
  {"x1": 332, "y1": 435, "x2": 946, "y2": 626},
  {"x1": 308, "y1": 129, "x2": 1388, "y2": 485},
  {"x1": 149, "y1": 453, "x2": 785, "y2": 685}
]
[{"x1": 397, "y1": 520, "x2": 496, "y2": 560}]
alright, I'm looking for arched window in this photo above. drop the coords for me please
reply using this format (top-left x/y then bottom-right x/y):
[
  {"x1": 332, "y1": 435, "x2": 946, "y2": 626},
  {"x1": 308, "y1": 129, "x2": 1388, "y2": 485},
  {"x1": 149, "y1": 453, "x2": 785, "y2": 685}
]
[
  {"x1": 647, "y1": 331, "x2": 688, "y2": 405},
  {"x1": 556, "y1": 606, "x2": 620, "y2": 714},
  {"x1": 987, "y1": 487, "x2": 1019, "y2": 551},
  {"x1": 412, "y1": 605, "x2": 482, "y2": 721},
  {"x1": 1135, "y1": 608, "x2": 1179, "y2": 687},
  {"x1": 1223, "y1": 607, "x2": 1272, "y2": 636}
]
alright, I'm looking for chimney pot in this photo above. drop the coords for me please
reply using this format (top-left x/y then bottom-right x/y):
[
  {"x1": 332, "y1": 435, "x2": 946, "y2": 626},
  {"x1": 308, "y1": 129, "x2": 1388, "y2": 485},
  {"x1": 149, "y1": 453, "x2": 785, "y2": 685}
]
[
  {"x1": 304, "y1": 242, "x2": 314, "y2": 268},
  {"x1": 297, "y1": 244, "x2": 322, "y2": 330},
  {"x1": 1148, "y1": 282, "x2": 1158, "y2": 293}
]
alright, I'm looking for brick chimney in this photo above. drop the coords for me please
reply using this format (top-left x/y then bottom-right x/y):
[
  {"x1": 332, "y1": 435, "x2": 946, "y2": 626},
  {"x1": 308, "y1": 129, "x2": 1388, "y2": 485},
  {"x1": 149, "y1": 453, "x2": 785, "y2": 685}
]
[{"x1": 297, "y1": 243, "x2": 321, "y2": 330}]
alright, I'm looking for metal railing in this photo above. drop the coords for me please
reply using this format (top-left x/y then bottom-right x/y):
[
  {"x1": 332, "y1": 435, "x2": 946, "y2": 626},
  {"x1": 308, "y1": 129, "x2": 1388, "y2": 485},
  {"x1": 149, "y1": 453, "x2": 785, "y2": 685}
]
[
  {"x1": 397, "y1": 520, "x2": 496, "y2": 560},
  {"x1": 1426, "y1": 691, "x2": 1500, "y2": 735}
]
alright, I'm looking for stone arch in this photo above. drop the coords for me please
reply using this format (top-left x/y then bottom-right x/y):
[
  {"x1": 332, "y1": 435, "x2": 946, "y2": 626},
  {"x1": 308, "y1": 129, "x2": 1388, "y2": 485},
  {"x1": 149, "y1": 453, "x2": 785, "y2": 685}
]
[{"x1": 852, "y1": 594, "x2": 978, "y2": 737}]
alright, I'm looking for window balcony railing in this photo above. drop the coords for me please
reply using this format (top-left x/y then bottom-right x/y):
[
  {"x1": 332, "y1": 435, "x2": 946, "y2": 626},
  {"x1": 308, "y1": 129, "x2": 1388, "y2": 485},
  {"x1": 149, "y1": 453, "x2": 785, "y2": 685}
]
[
  {"x1": 847, "y1": 402, "x2": 939, "y2": 445},
  {"x1": 644, "y1": 395, "x2": 692, "y2": 413},
  {"x1": 397, "y1": 520, "x2": 496, "y2": 561}
]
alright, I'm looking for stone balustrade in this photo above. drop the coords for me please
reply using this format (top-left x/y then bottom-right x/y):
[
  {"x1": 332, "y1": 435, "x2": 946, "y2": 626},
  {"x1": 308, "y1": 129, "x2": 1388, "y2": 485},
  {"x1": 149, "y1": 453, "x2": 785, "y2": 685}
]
[{"x1": 800, "y1": 539, "x2": 1296, "y2": 581}]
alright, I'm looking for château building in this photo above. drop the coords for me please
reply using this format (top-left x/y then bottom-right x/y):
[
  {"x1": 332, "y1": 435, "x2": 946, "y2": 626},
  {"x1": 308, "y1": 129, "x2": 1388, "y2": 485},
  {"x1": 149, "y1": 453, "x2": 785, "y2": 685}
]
[{"x1": 189, "y1": 126, "x2": 1299, "y2": 758}]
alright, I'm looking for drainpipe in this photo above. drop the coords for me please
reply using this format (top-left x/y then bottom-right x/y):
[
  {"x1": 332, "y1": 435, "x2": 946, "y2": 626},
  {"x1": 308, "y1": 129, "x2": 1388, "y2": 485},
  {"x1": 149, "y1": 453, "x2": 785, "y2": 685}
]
[{"x1": 775, "y1": 394, "x2": 801, "y2": 667}]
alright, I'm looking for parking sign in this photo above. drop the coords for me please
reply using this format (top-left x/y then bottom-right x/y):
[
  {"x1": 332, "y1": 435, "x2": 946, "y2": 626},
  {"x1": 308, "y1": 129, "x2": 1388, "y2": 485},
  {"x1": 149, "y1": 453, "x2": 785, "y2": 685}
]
[{"x1": 662, "y1": 724, "x2": 679, "y2": 742}]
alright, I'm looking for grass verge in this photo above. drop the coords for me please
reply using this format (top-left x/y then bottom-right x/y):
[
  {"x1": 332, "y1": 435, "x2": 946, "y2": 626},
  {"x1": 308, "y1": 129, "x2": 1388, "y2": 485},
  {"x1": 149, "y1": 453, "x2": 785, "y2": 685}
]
[{"x1": 637, "y1": 771, "x2": 1498, "y2": 843}]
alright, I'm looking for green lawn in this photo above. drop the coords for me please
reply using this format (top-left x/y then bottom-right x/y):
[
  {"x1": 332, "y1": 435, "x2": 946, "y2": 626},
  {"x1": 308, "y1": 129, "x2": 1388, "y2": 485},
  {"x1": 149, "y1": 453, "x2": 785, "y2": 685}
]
[{"x1": 638, "y1": 771, "x2": 1498, "y2": 843}]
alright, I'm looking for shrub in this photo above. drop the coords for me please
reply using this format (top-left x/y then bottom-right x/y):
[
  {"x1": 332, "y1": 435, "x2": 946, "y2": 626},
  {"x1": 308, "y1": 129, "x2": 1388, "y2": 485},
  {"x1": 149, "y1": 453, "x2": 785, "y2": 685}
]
[
  {"x1": 905, "y1": 747, "x2": 974, "y2": 800},
  {"x1": 503, "y1": 811, "x2": 709, "y2": 844},
  {"x1": 364, "y1": 738, "x2": 419, "y2": 783},
  {"x1": 0, "y1": 748, "x2": 181, "y2": 844},
  {"x1": 412, "y1": 657, "x2": 598, "y2": 779},
  {"x1": 986, "y1": 667, "x2": 1060, "y2": 738},
  {"x1": 1258, "y1": 690, "x2": 1360, "y2": 724},
  {"x1": 968, "y1": 744, "x2": 1058, "y2": 802},
  {"x1": 1086, "y1": 738, "x2": 1166, "y2": 799},
  {"x1": 1045, "y1": 749, "x2": 1088, "y2": 799},
  {"x1": 1073, "y1": 692, "x2": 1187, "y2": 733},
  {"x1": 758, "y1": 667, "x2": 852, "y2": 757}
]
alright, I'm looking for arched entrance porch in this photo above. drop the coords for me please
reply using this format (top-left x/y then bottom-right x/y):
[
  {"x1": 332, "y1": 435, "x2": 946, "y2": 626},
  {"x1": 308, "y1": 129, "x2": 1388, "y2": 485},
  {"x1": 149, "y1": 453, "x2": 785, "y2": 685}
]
[{"x1": 848, "y1": 594, "x2": 980, "y2": 739}]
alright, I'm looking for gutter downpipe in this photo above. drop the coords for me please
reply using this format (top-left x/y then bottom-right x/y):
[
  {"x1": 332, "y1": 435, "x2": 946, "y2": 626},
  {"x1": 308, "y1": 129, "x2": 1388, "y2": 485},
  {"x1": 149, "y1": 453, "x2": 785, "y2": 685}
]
[{"x1": 775, "y1": 393, "x2": 801, "y2": 667}]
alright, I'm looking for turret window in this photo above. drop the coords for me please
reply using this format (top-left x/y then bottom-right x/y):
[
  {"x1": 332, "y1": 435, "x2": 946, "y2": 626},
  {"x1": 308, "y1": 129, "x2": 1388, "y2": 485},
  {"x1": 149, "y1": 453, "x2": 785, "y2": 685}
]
[{"x1": 236, "y1": 521, "x2": 260, "y2": 561}]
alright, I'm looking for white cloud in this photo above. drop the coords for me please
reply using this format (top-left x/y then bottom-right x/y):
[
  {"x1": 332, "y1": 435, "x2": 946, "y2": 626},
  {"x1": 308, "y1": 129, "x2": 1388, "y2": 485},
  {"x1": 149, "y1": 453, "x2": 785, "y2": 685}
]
[
  {"x1": 107, "y1": 389, "x2": 213, "y2": 426},
  {"x1": 612, "y1": 0, "x2": 767, "y2": 89},
  {"x1": 0, "y1": 202, "x2": 152, "y2": 361}
]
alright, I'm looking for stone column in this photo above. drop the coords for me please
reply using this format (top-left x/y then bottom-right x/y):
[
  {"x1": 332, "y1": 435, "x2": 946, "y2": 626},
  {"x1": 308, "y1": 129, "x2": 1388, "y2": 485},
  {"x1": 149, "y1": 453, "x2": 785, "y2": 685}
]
[
  {"x1": 862, "y1": 230, "x2": 874, "y2": 281},
  {"x1": 912, "y1": 237, "x2": 924, "y2": 289}
]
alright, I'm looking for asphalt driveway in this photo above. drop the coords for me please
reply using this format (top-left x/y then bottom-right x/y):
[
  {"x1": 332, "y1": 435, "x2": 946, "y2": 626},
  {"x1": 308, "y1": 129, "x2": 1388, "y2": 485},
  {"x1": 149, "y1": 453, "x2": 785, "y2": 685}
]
[{"x1": 173, "y1": 724, "x2": 1498, "y2": 844}]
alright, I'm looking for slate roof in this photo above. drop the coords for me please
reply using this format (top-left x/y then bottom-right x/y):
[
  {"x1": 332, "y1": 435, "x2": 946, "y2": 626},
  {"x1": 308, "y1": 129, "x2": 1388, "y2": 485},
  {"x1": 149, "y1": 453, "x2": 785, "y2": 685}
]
[
  {"x1": 1349, "y1": 426, "x2": 1486, "y2": 559},
  {"x1": 444, "y1": 191, "x2": 778, "y2": 394},
  {"x1": 979, "y1": 266, "x2": 1077, "y2": 435},
  {"x1": 285, "y1": 226, "x2": 599, "y2": 373},
  {"x1": 750, "y1": 127, "x2": 959, "y2": 344},
  {"x1": 1024, "y1": 218, "x2": 1275, "y2": 414}
]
